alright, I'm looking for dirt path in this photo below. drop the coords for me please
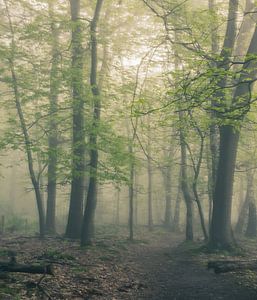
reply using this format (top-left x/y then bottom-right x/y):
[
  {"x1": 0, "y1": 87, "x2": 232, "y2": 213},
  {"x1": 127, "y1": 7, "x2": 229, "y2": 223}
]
[
  {"x1": 1, "y1": 230, "x2": 257, "y2": 299},
  {"x1": 126, "y1": 233, "x2": 257, "y2": 300}
]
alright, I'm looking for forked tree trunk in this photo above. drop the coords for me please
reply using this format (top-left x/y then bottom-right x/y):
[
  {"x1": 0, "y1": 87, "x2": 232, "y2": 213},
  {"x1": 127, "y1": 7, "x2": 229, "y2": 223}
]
[
  {"x1": 209, "y1": 0, "x2": 257, "y2": 250},
  {"x1": 81, "y1": 0, "x2": 104, "y2": 246}
]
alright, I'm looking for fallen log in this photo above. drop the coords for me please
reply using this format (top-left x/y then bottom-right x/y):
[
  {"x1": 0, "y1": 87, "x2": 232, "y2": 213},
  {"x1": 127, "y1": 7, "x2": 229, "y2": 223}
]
[
  {"x1": 0, "y1": 262, "x2": 54, "y2": 275},
  {"x1": 208, "y1": 260, "x2": 257, "y2": 274},
  {"x1": 0, "y1": 251, "x2": 54, "y2": 275}
]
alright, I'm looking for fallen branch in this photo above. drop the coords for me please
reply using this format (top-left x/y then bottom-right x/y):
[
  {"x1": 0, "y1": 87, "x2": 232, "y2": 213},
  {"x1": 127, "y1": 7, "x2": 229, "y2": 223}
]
[
  {"x1": 208, "y1": 260, "x2": 257, "y2": 274},
  {"x1": 0, "y1": 251, "x2": 54, "y2": 275},
  {"x1": 0, "y1": 262, "x2": 54, "y2": 275}
]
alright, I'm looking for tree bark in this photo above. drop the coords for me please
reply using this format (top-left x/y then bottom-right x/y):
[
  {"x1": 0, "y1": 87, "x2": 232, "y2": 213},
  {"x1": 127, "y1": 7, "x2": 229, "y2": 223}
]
[
  {"x1": 179, "y1": 112, "x2": 193, "y2": 241},
  {"x1": 245, "y1": 201, "x2": 257, "y2": 237},
  {"x1": 4, "y1": 0, "x2": 45, "y2": 237},
  {"x1": 163, "y1": 165, "x2": 172, "y2": 228},
  {"x1": 210, "y1": 126, "x2": 239, "y2": 249},
  {"x1": 66, "y1": 0, "x2": 86, "y2": 239},
  {"x1": 210, "y1": 22, "x2": 257, "y2": 249},
  {"x1": 128, "y1": 144, "x2": 134, "y2": 241},
  {"x1": 46, "y1": 0, "x2": 60, "y2": 235},
  {"x1": 235, "y1": 174, "x2": 250, "y2": 234},
  {"x1": 81, "y1": 0, "x2": 104, "y2": 246},
  {"x1": 147, "y1": 115, "x2": 153, "y2": 231}
]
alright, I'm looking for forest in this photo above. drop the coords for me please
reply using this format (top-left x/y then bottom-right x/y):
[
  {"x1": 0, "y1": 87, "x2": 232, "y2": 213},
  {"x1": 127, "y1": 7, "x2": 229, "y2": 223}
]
[{"x1": 0, "y1": 0, "x2": 257, "y2": 299}]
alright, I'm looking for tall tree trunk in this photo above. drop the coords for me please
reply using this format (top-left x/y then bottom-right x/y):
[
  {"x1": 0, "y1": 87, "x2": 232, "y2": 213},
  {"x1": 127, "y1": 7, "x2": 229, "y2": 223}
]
[
  {"x1": 179, "y1": 112, "x2": 193, "y2": 241},
  {"x1": 244, "y1": 166, "x2": 257, "y2": 240},
  {"x1": 206, "y1": 142, "x2": 213, "y2": 229},
  {"x1": 245, "y1": 202, "x2": 257, "y2": 238},
  {"x1": 66, "y1": 0, "x2": 85, "y2": 239},
  {"x1": 162, "y1": 132, "x2": 174, "y2": 229},
  {"x1": 235, "y1": 175, "x2": 249, "y2": 234},
  {"x1": 4, "y1": 0, "x2": 45, "y2": 237},
  {"x1": 173, "y1": 191, "x2": 181, "y2": 232},
  {"x1": 210, "y1": 126, "x2": 239, "y2": 249},
  {"x1": 210, "y1": 20, "x2": 257, "y2": 250},
  {"x1": 163, "y1": 165, "x2": 172, "y2": 228},
  {"x1": 46, "y1": 0, "x2": 60, "y2": 235},
  {"x1": 128, "y1": 144, "x2": 134, "y2": 241},
  {"x1": 208, "y1": 0, "x2": 219, "y2": 201},
  {"x1": 81, "y1": 0, "x2": 104, "y2": 246},
  {"x1": 185, "y1": 119, "x2": 208, "y2": 241},
  {"x1": 115, "y1": 188, "x2": 120, "y2": 226},
  {"x1": 134, "y1": 173, "x2": 138, "y2": 226},
  {"x1": 147, "y1": 115, "x2": 153, "y2": 231}
]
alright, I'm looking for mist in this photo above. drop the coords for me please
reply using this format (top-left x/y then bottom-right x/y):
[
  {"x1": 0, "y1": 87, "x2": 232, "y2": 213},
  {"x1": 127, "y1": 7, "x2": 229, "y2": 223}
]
[{"x1": 0, "y1": 0, "x2": 256, "y2": 299}]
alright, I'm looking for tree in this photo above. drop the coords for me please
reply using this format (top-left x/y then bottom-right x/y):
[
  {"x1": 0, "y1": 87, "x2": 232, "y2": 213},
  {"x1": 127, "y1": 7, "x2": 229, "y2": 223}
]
[
  {"x1": 179, "y1": 112, "x2": 193, "y2": 241},
  {"x1": 81, "y1": 0, "x2": 104, "y2": 246},
  {"x1": 66, "y1": 0, "x2": 86, "y2": 239},
  {"x1": 46, "y1": 0, "x2": 60, "y2": 235},
  {"x1": 210, "y1": 10, "x2": 257, "y2": 250},
  {"x1": 3, "y1": 0, "x2": 46, "y2": 237}
]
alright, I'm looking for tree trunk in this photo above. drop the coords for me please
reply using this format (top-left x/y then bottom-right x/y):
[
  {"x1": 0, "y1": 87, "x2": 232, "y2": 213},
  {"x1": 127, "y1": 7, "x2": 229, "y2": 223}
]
[
  {"x1": 81, "y1": 0, "x2": 104, "y2": 246},
  {"x1": 147, "y1": 116, "x2": 153, "y2": 231},
  {"x1": 128, "y1": 144, "x2": 134, "y2": 241},
  {"x1": 245, "y1": 201, "x2": 257, "y2": 238},
  {"x1": 179, "y1": 112, "x2": 193, "y2": 241},
  {"x1": 208, "y1": 0, "x2": 219, "y2": 202},
  {"x1": 209, "y1": 126, "x2": 239, "y2": 249},
  {"x1": 244, "y1": 170, "x2": 256, "y2": 237},
  {"x1": 163, "y1": 166, "x2": 172, "y2": 228},
  {"x1": 4, "y1": 1, "x2": 45, "y2": 236},
  {"x1": 46, "y1": 0, "x2": 59, "y2": 235},
  {"x1": 209, "y1": 0, "x2": 257, "y2": 250},
  {"x1": 116, "y1": 188, "x2": 120, "y2": 225},
  {"x1": 235, "y1": 175, "x2": 250, "y2": 234},
  {"x1": 66, "y1": 0, "x2": 86, "y2": 239},
  {"x1": 134, "y1": 173, "x2": 138, "y2": 226}
]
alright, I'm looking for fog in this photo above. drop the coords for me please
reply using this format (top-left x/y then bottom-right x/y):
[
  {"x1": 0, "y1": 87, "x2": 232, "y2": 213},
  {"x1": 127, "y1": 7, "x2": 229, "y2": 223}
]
[{"x1": 0, "y1": 0, "x2": 257, "y2": 299}]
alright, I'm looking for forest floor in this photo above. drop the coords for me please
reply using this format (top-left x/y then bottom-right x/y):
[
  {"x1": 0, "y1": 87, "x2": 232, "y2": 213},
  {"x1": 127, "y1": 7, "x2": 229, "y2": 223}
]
[{"x1": 0, "y1": 227, "x2": 257, "y2": 299}]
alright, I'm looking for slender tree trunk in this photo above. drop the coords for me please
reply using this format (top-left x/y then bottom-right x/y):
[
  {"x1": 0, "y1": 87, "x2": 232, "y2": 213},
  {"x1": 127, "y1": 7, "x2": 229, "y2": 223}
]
[
  {"x1": 46, "y1": 0, "x2": 59, "y2": 235},
  {"x1": 245, "y1": 201, "x2": 257, "y2": 238},
  {"x1": 179, "y1": 112, "x2": 193, "y2": 241},
  {"x1": 163, "y1": 166, "x2": 172, "y2": 228},
  {"x1": 235, "y1": 198, "x2": 248, "y2": 235},
  {"x1": 244, "y1": 167, "x2": 257, "y2": 240},
  {"x1": 4, "y1": 1, "x2": 45, "y2": 237},
  {"x1": 235, "y1": 176, "x2": 249, "y2": 234},
  {"x1": 173, "y1": 191, "x2": 181, "y2": 232},
  {"x1": 128, "y1": 144, "x2": 134, "y2": 241},
  {"x1": 66, "y1": 0, "x2": 85, "y2": 239},
  {"x1": 116, "y1": 188, "x2": 120, "y2": 226},
  {"x1": 81, "y1": 0, "x2": 104, "y2": 246},
  {"x1": 134, "y1": 173, "x2": 138, "y2": 226},
  {"x1": 147, "y1": 116, "x2": 153, "y2": 231},
  {"x1": 189, "y1": 133, "x2": 208, "y2": 241},
  {"x1": 206, "y1": 142, "x2": 213, "y2": 230},
  {"x1": 208, "y1": 0, "x2": 219, "y2": 201}
]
